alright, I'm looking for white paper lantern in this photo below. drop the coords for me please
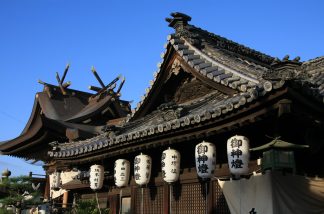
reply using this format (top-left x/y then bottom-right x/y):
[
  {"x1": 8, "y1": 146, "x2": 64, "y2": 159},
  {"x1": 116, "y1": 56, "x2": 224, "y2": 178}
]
[
  {"x1": 134, "y1": 153, "x2": 152, "y2": 186},
  {"x1": 161, "y1": 148, "x2": 180, "y2": 183},
  {"x1": 195, "y1": 141, "x2": 216, "y2": 180},
  {"x1": 114, "y1": 159, "x2": 130, "y2": 187},
  {"x1": 89, "y1": 165, "x2": 104, "y2": 190},
  {"x1": 51, "y1": 171, "x2": 61, "y2": 190},
  {"x1": 227, "y1": 135, "x2": 250, "y2": 175}
]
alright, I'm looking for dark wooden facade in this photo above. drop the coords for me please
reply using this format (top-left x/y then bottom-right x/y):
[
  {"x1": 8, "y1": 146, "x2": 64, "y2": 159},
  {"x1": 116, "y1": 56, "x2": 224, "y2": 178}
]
[{"x1": 1, "y1": 12, "x2": 324, "y2": 213}]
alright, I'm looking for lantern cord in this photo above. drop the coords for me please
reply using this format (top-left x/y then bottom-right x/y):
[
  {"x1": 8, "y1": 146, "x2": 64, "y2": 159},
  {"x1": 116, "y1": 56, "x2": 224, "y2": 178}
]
[
  {"x1": 119, "y1": 189, "x2": 122, "y2": 214},
  {"x1": 205, "y1": 182, "x2": 208, "y2": 214},
  {"x1": 169, "y1": 184, "x2": 172, "y2": 214},
  {"x1": 239, "y1": 179, "x2": 241, "y2": 214},
  {"x1": 95, "y1": 192, "x2": 102, "y2": 214},
  {"x1": 141, "y1": 187, "x2": 144, "y2": 214}
]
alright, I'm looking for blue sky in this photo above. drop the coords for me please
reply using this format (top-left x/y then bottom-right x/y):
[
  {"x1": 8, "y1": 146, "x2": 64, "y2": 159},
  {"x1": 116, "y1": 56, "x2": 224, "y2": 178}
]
[{"x1": 0, "y1": 0, "x2": 323, "y2": 176}]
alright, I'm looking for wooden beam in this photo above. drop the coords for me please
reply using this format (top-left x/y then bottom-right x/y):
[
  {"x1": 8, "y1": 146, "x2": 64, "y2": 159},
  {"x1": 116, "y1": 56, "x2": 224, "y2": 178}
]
[
  {"x1": 60, "y1": 63, "x2": 70, "y2": 85},
  {"x1": 91, "y1": 66, "x2": 105, "y2": 88}
]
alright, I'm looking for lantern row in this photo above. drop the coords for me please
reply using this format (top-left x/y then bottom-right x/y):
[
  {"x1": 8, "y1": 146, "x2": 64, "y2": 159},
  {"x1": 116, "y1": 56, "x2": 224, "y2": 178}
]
[{"x1": 51, "y1": 135, "x2": 250, "y2": 190}]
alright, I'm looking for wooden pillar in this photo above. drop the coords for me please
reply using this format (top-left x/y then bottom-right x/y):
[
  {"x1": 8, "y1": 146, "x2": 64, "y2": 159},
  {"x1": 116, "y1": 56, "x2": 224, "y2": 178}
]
[
  {"x1": 131, "y1": 186, "x2": 136, "y2": 213},
  {"x1": 108, "y1": 194, "x2": 119, "y2": 214},
  {"x1": 44, "y1": 175, "x2": 51, "y2": 201},
  {"x1": 62, "y1": 191, "x2": 68, "y2": 208}
]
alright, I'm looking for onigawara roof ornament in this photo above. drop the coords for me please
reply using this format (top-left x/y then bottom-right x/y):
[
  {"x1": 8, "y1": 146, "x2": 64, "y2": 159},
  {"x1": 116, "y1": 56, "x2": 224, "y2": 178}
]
[
  {"x1": 165, "y1": 12, "x2": 200, "y2": 45},
  {"x1": 264, "y1": 55, "x2": 309, "y2": 81},
  {"x1": 165, "y1": 12, "x2": 191, "y2": 30}
]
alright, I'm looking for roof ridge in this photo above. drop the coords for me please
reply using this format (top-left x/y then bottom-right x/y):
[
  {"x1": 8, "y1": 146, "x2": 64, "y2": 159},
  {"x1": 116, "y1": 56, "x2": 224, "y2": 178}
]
[
  {"x1": 302, "y1": 56, "x2": 324, "y2": 65},
  {"x1": 128, "y1": 37, "x2": 173, "y2": 120},
  {"x1": 168, "y1": 35, "x2": 275, "y2": 95},
  {"x1": 181, "y1": 36, "x2": 259, "y2": 84},
  {"x1": 188, "y1": 24, "x2": 275, "y2": 65}
]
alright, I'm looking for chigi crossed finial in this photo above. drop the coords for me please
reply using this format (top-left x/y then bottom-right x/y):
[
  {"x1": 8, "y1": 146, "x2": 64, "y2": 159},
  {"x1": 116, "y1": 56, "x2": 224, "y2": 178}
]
[{"x1": 38, "y1": 63, "x2": 71, "y2": 95}]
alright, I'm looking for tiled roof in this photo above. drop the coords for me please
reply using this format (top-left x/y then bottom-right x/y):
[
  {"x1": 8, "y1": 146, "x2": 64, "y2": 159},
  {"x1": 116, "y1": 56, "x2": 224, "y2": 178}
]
[
  {"x1": 301, "y1": 57, "x2": 324, "y2": 103},
  {"x1": 131, "y1": 32, "x2": 274, "y2": 118},
  {"x1": 49, "y1": 87, "x2": 261, "y2": 159},
  {"x1": 48, "y1": 12, "x2": 324, "y2": 159},
  {"x1": 169, "y1": 34, "x2": 267, "y2": 91},
  {"x1": 131, "y1": 13, "x2": 279, "y2": 118}
]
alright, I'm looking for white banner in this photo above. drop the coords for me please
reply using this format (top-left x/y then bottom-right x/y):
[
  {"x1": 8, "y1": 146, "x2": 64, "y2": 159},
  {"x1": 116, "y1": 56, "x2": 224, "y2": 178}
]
[
  {"x1": 218, "y1": 172, "x2": 324, "y2": 214},
  {"x1": 218, "y1": 172, "x2": 273, "y2": 214}
]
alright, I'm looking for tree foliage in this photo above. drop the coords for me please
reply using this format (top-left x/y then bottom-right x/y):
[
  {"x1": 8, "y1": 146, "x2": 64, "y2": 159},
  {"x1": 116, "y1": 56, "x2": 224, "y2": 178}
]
[
  {"x1": 0, "y1": 176, "x2": 41, "y2": 208},
  {"x1": 73, "y1": 199, "x2": 109, "y2": 214}
]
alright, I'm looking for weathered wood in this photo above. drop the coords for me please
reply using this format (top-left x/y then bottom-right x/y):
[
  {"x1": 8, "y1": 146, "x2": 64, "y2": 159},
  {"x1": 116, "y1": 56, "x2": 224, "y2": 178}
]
[
  {"x1": 44, "y1": 86, "x2": 53, "y2": 98},
  {"x1": 55, "y1": 72, "x2": 67, "y2": 95},
  {"x1": 116, "y1": 77, "x2": 125, "y2": 95},
  {"x1": 91, "y1": 66, "x2": 105, "y2": 88},
  {"x1": 90, "y1": 75, "x2": 121, "y2": 98},
  {"x1": 60, "y1": 63, "x2": 70, "y2": 84},
  {"x1": 88, "y1": 85, "x2": 102, "y2": 92},
  {"x1": 62, "y1": 81, "x2": 71, "y2": 88}
]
